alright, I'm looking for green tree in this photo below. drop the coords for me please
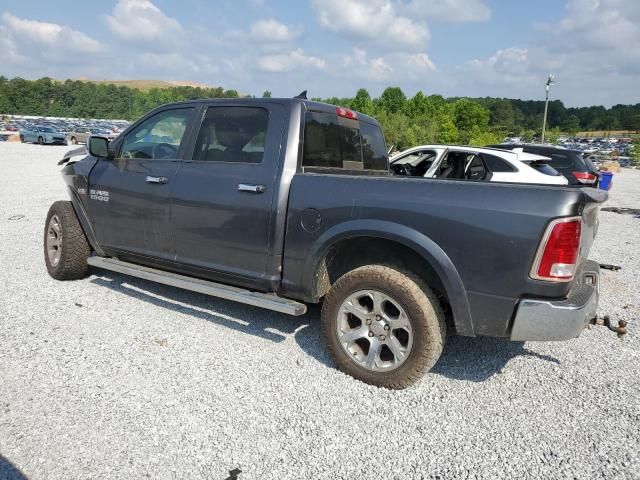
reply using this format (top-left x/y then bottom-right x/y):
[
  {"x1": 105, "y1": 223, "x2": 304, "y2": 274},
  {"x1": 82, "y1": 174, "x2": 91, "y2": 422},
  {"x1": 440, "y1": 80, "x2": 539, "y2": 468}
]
[
  {"x1": 630, "y1": 143, "x2": 640, "y2": 166},
  {"x1": 437, "y1": 116, "x2": 460, "y2": 144},
  {"x1": 562, "y1": 115, "x2": 581, "y2": 136},
  {"x1": 378, "y1": 87, "x2": 407, "y2": 114},
  {"x1": 262, "y1": 90, "x2": 272, "y2": 98},
  {"x1": 547, "y1": 126, "x2": 561, "y2": 144},
  {"x1": 453, "y1": 99, "x2": 490, "y2": 143},
  {"x1": 350, "y1": 88, "x2": 374, "y2": 115},
  {"x1": 468, "y1": 127, "x2": 502, "y2": 146},
  {"x1": 490, "y1": 100, "x2": 515, "y2": 130}
]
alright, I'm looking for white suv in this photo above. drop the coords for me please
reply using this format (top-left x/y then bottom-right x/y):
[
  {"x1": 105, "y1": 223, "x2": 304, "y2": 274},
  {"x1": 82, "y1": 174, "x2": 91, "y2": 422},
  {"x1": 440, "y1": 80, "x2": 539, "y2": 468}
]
[{"x1": 390, "y1": 145, "x2": 568, "y2": 185}]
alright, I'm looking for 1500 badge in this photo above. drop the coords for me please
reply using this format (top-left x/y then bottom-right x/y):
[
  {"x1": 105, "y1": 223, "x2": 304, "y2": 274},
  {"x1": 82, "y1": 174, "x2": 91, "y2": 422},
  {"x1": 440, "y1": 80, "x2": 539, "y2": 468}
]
[{"x1": 90, "y1": 189, "x2": 110, "y2": 202}]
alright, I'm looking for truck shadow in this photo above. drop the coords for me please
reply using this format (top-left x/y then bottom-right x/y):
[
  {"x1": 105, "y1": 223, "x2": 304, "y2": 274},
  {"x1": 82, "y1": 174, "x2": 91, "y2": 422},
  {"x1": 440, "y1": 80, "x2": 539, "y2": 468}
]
[
  {"x1": 0, "y1": 454, "x2": 28, "y2": 480},
  {"x1": 90, "y1": 273, "x2": 309, "y2": 344},
  {"x1": 89, "y1": 272, "x2": 558, "y2": 383},
  {"x1": 429, "y1": 335, "x2": 560, "y2": 382},
  {"x1": 293, "y1": 316, "x2": 560, "y2": 382}
]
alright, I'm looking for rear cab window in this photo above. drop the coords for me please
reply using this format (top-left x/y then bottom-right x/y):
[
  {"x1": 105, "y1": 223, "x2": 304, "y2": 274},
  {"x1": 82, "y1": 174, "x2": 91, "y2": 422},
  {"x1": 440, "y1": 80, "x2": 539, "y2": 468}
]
[{"x1": 302, "y1": 110, "x2": 388, "y2": 174}]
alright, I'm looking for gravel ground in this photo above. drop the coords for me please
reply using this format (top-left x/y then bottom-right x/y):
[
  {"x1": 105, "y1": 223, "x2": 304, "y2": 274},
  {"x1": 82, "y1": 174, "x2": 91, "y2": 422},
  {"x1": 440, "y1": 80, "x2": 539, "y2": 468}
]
[{"x1": 1, "y1": 142, "x2": 638, "y2": 480}]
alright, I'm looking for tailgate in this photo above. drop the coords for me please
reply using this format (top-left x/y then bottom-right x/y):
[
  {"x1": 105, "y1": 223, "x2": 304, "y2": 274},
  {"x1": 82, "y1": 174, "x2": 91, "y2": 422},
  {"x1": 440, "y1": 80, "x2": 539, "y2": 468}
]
[{"x1": 579, "y1": 187, "x2": 607, "y2": 263}]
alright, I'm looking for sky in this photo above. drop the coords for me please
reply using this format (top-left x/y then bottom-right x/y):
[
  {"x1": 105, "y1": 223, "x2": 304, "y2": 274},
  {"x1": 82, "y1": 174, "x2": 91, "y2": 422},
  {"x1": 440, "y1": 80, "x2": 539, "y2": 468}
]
[{"x1": 0, "y1": 0, "x2": 638, "y2": 107}]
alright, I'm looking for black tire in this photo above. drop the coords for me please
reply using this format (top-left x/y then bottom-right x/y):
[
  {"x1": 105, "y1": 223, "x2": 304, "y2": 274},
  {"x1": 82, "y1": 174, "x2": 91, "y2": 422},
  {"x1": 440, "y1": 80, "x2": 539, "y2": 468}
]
[
  {"x1": 19, "y1": 134, "x2": 24, "y2": 143},
  {"x1": 44, "y1": 201, "x2": 91, "y2": 280},
  {"x1": 70, "y1": 137, "x2": 77, "y2": 145},
  {"x1": 321, "y1": 265, "x2": 445, "y2": 389},
  {"x1": 38, "y1": 136, "x2": 44, "y2": 145}
]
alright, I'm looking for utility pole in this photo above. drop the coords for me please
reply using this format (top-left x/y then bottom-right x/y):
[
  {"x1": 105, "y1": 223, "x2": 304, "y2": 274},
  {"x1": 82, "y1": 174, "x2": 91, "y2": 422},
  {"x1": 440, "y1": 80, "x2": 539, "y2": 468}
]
[{"x1": 541, "y1": 74, "x2": 554, "y2": 144}]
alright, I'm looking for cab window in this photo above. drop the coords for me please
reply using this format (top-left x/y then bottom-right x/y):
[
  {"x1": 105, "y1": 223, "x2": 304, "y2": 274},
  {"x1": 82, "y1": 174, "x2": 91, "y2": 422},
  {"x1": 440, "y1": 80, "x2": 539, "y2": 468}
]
[
  {"x1": 119, "y1": 108, "x2": 194, "y2": 160},
  {"x1": 192, "y1": 107, "x2": 269, "y2": 163}
]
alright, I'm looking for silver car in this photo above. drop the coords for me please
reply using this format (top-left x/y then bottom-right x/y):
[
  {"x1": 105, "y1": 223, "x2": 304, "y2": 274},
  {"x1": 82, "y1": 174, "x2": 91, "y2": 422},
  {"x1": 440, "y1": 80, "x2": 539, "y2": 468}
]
[
  {"x1": 66, "y1": 127, "x2": 92, "y2": 145},
  {"x1": 67, "y1": 128, "x2": 116, "y2": 144},
  {"x1": 21, "y1": 126, "x2": 67, "y2": 145}
]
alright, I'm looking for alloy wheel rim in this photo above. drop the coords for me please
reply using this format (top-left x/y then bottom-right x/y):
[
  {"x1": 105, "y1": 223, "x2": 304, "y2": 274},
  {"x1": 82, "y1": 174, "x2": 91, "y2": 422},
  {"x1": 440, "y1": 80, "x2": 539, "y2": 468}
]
[
  {"x1": 336, "y1": 289, "x2": 413, "y2": 372},
  {"x1": 46, "y1": 214, "x2": 63, "y2": 267}
]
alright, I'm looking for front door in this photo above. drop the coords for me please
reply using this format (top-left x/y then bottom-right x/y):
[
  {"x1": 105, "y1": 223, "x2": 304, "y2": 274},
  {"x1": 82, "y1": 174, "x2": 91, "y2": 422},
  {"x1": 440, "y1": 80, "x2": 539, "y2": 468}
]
[
  {"x1": 171, "y1": 104, "x2": 284, "y2": 286},
  {"x1": 88, "y1": 107, "x2": 196, "y2": 261}
]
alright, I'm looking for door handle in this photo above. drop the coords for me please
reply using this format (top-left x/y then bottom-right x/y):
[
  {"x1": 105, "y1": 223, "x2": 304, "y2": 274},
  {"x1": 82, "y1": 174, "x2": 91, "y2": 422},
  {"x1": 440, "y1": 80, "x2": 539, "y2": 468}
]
[
  {"x1": 146, "y1": 176, "x2": 168, "y2": 184},
  {"x1": 238, "y1": 183, "x2": 266, "y2": 193}
]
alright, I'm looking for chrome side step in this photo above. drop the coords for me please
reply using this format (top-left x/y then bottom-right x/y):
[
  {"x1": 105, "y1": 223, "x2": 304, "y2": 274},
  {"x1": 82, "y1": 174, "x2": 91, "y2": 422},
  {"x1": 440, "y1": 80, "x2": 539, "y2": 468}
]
[{"x1": 87, "y1": 256, "x2": 307, "y2": 316}]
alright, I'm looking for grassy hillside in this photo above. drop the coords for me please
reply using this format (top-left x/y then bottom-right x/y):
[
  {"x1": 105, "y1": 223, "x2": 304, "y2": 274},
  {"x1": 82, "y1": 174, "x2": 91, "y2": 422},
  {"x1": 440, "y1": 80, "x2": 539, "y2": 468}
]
[{"x1": 73, "y1": 79, "x2": 217, "y2": 92}]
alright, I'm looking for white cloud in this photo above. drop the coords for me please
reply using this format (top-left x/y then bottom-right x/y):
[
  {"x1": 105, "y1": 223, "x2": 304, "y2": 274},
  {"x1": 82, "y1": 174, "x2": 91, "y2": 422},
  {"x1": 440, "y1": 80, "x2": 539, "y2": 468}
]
[
  {"x1": 0, "y1": 29, "x2": 24, "y2": 66},
  {"x1": 249, "y1": 19, "x2": 299, "y2": 42},
  {"x1": 342, "y1": 48, "x2": 436, "y2": 82},
  {"x1": 1, "y1": 12, "x2": 104, "y2": 54},
  {"x1": 454, "y1": 0, "x2": 640, "y2": 105},
  {"x1": 404, "y1": 0, "x2": 491, "y2": 22},
  {"x1": 312, "y1": 0, "x2": 429, "y2": 49},
  {"x1": 105, "y1": 0, "x2": 183, "y2": 45},
  {"x1": 468, "y1": 47, "x2": 529, "y2": 78},
  {"x1": 257, "y1": 48, "x2": 326, "y2": 72},
  {"x1": 544, "y1": 0, "x2": 640, "y2": 65},
  {"x1": 2, "y1": 0, "x2": 639, "y2": 106}
]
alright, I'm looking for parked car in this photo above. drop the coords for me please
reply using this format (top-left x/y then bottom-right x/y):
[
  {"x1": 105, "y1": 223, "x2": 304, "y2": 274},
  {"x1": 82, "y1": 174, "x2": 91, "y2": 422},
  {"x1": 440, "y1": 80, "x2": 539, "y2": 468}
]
[
  {"x1": 47, "y1": 98, "x2": 606, "y2": 389},
  {"x1": 390, "y1": 145, "x2": 568, "y2": 185},
  {"x1": 67, "y1": 128, "x2": 116, "y2": 145},
  {"x1": 66, "y1": 127, "x2": 92, "y2": 145},
  {"x1": 20, "y1": 126, "x2": 67, "y2": 145},
  {"x1": 488, "y1": 144, "x2": 601, "y2": 186}
]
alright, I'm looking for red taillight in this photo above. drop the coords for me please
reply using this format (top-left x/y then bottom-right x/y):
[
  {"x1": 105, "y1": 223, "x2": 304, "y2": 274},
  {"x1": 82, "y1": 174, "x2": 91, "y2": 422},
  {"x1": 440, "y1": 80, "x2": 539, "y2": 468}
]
[
  {"x1": 336, "y1": 107, "x2": 357, "y2": 120},
  {"x1": 531, "y1": 218, "x2": 582, "y2": 281},
  {"x1": 572, "y1": 172, "x2": 598, "y2": 184}
]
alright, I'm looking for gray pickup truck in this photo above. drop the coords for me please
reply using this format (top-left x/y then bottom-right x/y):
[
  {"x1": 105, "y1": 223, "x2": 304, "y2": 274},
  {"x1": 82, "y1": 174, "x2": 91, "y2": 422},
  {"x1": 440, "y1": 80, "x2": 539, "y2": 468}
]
[{"x1": 45, "y1": 98, "x2": 606, "y2": 388}]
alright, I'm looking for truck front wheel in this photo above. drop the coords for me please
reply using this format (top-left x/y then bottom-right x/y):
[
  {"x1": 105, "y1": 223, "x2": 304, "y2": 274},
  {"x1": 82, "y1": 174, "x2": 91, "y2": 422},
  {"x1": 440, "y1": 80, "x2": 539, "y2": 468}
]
[
  {"x1": 321, "y1": 265, "x2": 445, "y2": 389},
  {"x1": 44, "y1": 201, "x2": 91, "y2": 280}
]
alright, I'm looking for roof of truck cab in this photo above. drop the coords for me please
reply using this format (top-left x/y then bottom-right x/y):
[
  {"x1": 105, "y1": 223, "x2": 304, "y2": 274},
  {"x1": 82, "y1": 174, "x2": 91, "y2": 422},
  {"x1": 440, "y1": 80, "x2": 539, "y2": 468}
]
[{"x1": 151, "y1": 97, "x2": 381, "y2": 127}]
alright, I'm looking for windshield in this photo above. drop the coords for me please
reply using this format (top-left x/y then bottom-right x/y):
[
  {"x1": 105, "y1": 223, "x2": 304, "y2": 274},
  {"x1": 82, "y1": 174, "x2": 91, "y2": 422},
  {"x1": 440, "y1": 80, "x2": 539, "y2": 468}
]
[
  {"x1": 39, "y1": 127, "x2": 56, "y2": 133},
  {"x1": 391, "y1": 151, "x2": 436, "y2": 165}
]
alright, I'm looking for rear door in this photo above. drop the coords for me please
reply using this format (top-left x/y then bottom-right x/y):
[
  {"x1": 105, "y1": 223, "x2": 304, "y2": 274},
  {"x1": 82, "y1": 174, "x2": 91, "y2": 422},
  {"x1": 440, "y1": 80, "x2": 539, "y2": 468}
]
[
  {"x1": 170, "y1": 103, "x2": 286, "y2": 287},
  {"x1": 88, "y1": 106, "x2": 196, "y2": 261}
]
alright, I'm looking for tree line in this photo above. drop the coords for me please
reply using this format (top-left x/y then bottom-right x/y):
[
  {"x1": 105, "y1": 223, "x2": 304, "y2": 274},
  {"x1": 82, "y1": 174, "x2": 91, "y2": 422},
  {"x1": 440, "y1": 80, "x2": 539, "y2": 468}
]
[
  {"x1": 1, "y1": 76, "x2": 639, "y2": 151},
  {"x1": 314, "y1": 88, "x2": 640, "y2": 150},
  {"x1": 0, "y1": 77, "x2": 240, "y2": 121}
]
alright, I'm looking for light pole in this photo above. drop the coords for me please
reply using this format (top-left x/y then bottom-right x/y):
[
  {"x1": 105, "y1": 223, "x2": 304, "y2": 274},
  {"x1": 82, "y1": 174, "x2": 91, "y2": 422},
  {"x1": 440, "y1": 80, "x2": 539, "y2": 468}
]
[{"x1": 541, "y1": 74, "x2": 554, "y2": 144}]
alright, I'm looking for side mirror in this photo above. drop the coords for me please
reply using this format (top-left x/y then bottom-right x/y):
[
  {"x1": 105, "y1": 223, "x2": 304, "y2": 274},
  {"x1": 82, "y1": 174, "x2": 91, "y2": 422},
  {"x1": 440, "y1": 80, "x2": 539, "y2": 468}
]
[{"x1": 88, "y1": 136, "x2": 110, "y2": 158}]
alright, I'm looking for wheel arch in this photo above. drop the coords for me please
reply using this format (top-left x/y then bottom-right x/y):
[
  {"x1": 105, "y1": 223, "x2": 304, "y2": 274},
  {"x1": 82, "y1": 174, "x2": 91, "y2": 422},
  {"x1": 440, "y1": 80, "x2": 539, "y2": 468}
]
[
  {"x1": 66, "y1": 188, "x2": 104, "y2": 256},
  {"x1": 303, "y1": 220, "x2": 474, "y2": 336}
]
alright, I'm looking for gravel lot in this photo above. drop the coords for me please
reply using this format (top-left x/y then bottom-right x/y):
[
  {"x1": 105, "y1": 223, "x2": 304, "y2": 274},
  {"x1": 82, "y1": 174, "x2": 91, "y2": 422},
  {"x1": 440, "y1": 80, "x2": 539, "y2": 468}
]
[{"x1": 1, "y1": 142, "x2": 638, "y2": 480}]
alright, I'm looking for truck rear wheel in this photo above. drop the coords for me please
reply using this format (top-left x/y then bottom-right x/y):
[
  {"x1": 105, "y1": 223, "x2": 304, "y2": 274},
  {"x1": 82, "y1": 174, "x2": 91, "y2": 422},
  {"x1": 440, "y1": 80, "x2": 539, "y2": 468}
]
[
  {"x1": 321, "y1": 265, "x2": 445, "y2": 389},
  {"x1": 44, "y1": 201, "x2": 91, "y2": 280}
]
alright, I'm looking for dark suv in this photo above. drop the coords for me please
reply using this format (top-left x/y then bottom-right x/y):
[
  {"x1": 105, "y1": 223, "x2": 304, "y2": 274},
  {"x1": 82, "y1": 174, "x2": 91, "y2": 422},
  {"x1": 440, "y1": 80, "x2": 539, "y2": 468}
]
[{"x1": 487, "y1": 144, "x2": 600, "y2": 186}]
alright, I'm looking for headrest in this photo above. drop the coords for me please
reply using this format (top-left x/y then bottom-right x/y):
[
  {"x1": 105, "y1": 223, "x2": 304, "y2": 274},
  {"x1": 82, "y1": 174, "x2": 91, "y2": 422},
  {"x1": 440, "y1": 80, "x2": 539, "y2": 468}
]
[{"x1": 215, "y1": 120, "x2": 256, "y2": 150}]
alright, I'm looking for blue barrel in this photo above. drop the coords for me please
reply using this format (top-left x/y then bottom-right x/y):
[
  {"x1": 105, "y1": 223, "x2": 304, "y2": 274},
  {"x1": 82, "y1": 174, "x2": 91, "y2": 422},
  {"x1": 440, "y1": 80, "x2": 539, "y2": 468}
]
[{"x1": 599, "y1": 171, "x2": 613, "y2": 190}]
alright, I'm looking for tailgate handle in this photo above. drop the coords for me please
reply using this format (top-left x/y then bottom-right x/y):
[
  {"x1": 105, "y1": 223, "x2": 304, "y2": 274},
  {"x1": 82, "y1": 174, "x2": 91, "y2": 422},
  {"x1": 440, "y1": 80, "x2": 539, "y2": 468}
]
[
  {"x1": 146, "y1": 176, "x2": 168, "y2": 185},
  {"x1": 238, "y1": 183, "x2": 266, "y2": 194}
]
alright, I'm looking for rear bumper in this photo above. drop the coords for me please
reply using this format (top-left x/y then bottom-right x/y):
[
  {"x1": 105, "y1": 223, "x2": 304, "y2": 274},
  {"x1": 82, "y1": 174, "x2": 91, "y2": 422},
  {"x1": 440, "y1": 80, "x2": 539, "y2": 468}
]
[{"x1": 510, "y1": 260, "x2": 599, "y2": 341}]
